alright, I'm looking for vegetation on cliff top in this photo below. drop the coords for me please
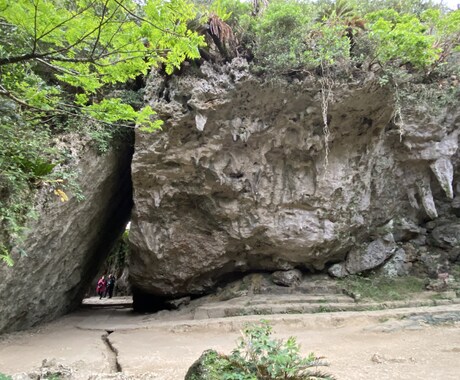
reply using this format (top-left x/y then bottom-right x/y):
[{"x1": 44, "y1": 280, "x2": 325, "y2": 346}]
[
  {"x1": 206, "y1": 0, "x2": 459, "y2": 74},
  {"x1": 1, "y1": 0, "x2": 459, "y2": 266}
]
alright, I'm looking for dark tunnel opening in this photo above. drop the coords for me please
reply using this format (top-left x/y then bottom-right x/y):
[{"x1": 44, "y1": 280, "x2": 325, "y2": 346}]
[{"x1": 73, "y1": 136, "x2": 135, "y2": 312}]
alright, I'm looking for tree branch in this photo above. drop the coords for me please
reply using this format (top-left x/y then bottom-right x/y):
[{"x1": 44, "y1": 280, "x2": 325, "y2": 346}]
[
  {"x1": 97, "y1": 12, "x2": 130, "y2": 59},
  {"x1": 35, "y1": 58, "x2": 79, "y2": 75},
  {"x1": 91, "y1": 0, "x2": 111, "y2": 57},
  {"x1": 113, "y1": 0, "x2": 183, "y2": 38},
  {"x1": 32, "y1": 0, "x2": 38, "y2": 54},
  {"x1": 0, "y1": 85, "x2": 46, "y2": 111},
  {"x1": 0, "y1": 10, "x2": 117, "y2": 66},
  {"x1": 35, "y1": 1, "x2": 97, "y2": 43}
]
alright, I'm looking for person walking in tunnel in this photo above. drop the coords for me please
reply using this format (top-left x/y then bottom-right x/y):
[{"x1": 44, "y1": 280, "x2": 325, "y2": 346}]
[
  {"x1": 96, "y1": 275, "x2": 107, "y2": 299},
  {"x1": 105, "y1": 274, "x2": 116, "y2": 298}
]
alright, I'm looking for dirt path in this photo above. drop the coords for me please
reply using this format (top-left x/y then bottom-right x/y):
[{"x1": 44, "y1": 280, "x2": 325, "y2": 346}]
[{"x1": 0, "y1": 301, "x2": 459, "y2": 379}]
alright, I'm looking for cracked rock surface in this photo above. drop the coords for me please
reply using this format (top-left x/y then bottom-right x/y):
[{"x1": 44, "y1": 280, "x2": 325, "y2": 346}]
[{"x1": 129, "y1": 58, "x2": 460, "y2": 298}]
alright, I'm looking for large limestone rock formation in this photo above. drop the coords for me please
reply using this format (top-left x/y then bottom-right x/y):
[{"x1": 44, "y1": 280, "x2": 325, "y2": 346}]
[
  {"x1": 0, "y1": 137, "x2": 133, "y2": 334},
  {"x1": 129, "y1": 58, "x2": 459, "y2": 301}
]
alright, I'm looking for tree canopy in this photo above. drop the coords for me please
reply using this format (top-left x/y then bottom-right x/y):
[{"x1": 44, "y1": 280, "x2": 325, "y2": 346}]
[
  {"x1": 0, "y1": 0, "x2": 206, "y2": 265},
  {"x1": 0, "y1": 0, "x2": 205, "y2": 128}
]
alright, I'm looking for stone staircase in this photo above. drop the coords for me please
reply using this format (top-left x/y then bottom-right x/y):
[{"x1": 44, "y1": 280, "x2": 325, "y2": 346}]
[
  {"x1": 192, "y1": 293, "x2": 460, "y2": 319},
  {"x1": 191, "y1": 274, "x2": 460, "y2": 320}
]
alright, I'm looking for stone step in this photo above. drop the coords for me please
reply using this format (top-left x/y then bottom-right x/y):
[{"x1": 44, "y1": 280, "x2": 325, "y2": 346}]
[
  {"x1": 193, "y1": 303, "x2": 357, "y2": 319},
  {"x1": 193, "y1": 297, "x2": 460, "y2": 320},
  {"x1": 255, "y1": 282, "x2": 343, "y2": 296},
  {"x1": 247, "y1": 294, "x2": 354, "y2": 305}
]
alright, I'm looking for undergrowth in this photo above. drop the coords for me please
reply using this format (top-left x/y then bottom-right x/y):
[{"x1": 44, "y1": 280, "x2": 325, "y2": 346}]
[
  {"x1": 339, "y1": 274, "x2": 426, "y2": 301},
  {"x1": 0, "y1": 99, "x2": 128, "y2": 265},
  {"x1": 186, "y1": 320, "x2": 334, "y2": 380}
]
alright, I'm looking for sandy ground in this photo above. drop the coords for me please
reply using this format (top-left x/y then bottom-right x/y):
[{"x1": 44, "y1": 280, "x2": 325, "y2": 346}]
[{"x1": 0, "y1": 300, "x2": 459, "y2": 379}]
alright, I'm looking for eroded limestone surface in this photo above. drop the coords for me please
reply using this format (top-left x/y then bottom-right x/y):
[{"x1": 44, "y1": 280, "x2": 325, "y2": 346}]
[{"x1": 129, "y1": 58, "x2": 459, "y2": 298}]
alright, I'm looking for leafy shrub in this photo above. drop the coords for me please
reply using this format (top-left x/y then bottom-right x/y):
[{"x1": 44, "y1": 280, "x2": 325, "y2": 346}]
[
  {"x1": 250, "y1": 0, "x2": 316, "y2": 72},
  {"x1": 185, "y1": 321, "x2": 334, "y2": 380},
  {"x1": 235, "y1": 0, "x2": 354, "y2": 73},
  {"x1": 215, "y1": 0, "x2": 458, "y2": 75},
  {"x1": 0, "y1": 104, "x2": 56, "y2": 263},
  {"x1": 366, "y1": 9, "x2": 439, "y2": 68}
]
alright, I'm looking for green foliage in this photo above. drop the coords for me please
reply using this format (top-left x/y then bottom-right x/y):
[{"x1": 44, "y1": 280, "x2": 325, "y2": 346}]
[
  {"x1": 44, "y1": 374, "x2": 62, "y2": 380},
  {"x1": 304, "y1": 22, "x2": 351, "y2": 67},
  {"x1": 0, "y1": 0, "x2": 206, "y2": 265},
  {"x1": 82, "y1": 99, "x2": 162, "y2": 132},
  {"x1": 188, "y1": 321, "x2": 333, "y2": 380},
  {"x1": 0, "y1": 105, "x2": 52, "y2": 256},
  {"x1": 240, "y1": 0, "x2": 352, "y2": 72},
  {"x1": 222, "y1": 0, "x2": 458, "y2": 75},
  {"x1": 366, "y1": 9, "x2": 439, "y2": 68},
  {"x1": 317, "y1": 0, "x2": 356, "y2": 20},
  {"x1": 0, "y1": 0, "x2": 205, "y2": 127},
  {"x1": 249, "y1": 0, "x2": 316, "y2": 72},
  {"x1": 0, "y1": 247, "x2": 14, "y2": 267},
  {"x1": 0, "y1": 373, "x2": 12, "y2": 380},
  {"x1": 209, "y1": 0, "x2": 233, "y2": 21},
  {"x1": 421, "y1": 8, "x2": 460, "y2": 62},
  {"x1": 351, "y1": 0, "x2": 441, "y2": 15},
  {"x1": 339, "y1": 274, "x2": 426, "y2": 301},
  {"x1": 216, "y1": 0, "x2": 252, "y2": 24}
]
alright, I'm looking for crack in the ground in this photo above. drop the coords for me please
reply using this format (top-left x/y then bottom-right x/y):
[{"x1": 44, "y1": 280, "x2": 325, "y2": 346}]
[{"x1": 101, "y1": 330, "x2": 122, "y2": 373}]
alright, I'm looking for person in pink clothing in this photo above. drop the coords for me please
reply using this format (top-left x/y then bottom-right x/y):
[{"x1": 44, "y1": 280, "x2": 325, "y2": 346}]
[{"x1": 96, "y1": 275, "x2": 107, "y2": 299}]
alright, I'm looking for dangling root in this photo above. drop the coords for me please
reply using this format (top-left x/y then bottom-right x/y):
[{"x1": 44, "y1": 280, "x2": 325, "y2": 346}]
[
  {"x1": 393, "y1": 83, "x2": 405, "y2": 142},
  {"x1": 320, "y1": 62, "x2": 334, "y2": 171}
]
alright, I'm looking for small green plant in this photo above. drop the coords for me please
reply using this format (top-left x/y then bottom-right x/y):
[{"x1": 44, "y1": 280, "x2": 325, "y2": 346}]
[
  {"x1": 186, "y1": 320, "x2": 334, "y2": 379},
  {"x1": 317, "y1": 305, "x2": 333, "y2": 313},
  {"x1": 0, "y1": 373, "x2": 12, "y2": 380},
  {"x1": 45, "y1": 374, "x2": 62, "y2": 380},
  {"x1": 0, "y1": 244, "x2": 14, "y2": 267}
]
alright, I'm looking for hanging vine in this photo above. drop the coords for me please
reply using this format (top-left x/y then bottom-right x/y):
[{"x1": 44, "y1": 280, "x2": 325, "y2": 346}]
[{"x1": 393, "y1": 81, "x2": 406, "y2": 142}]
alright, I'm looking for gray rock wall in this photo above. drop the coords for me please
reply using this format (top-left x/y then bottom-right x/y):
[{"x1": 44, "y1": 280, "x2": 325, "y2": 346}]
[
  {"x1": 0, "y1": 136, "x2": 133, "y2": 334},
  {"x1": 129, "y1": 59, "x2": 459, "y2": 299}
]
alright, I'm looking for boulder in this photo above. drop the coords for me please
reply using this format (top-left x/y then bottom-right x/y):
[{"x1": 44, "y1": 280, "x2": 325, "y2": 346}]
[
  {"x1": 271, "y1": 269, "x2": 303, "y2": 287},
  {"x1": 380, "y1": 248, "x2": 409, "y2": 277},
  {"x1": 429, "y1": 223, "x2": 460, "y2": 249},
  {"x1": 128, "y1": 58, "x2": 460, "y2": 300},
  {"x1": 345, "y1": 236, "x2": 397, "y2": 275},
  {"x1": 328, "y1": 263, "x2": 348, "y2": 278}
]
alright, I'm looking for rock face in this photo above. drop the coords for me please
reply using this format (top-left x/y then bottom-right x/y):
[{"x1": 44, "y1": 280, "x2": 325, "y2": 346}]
[
  {"x1": 129, "y1": 58, "x2": 460, "y2": 300},
  {"x1": 0, "y1": 137, "x2": 133, "y2": 334}
]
